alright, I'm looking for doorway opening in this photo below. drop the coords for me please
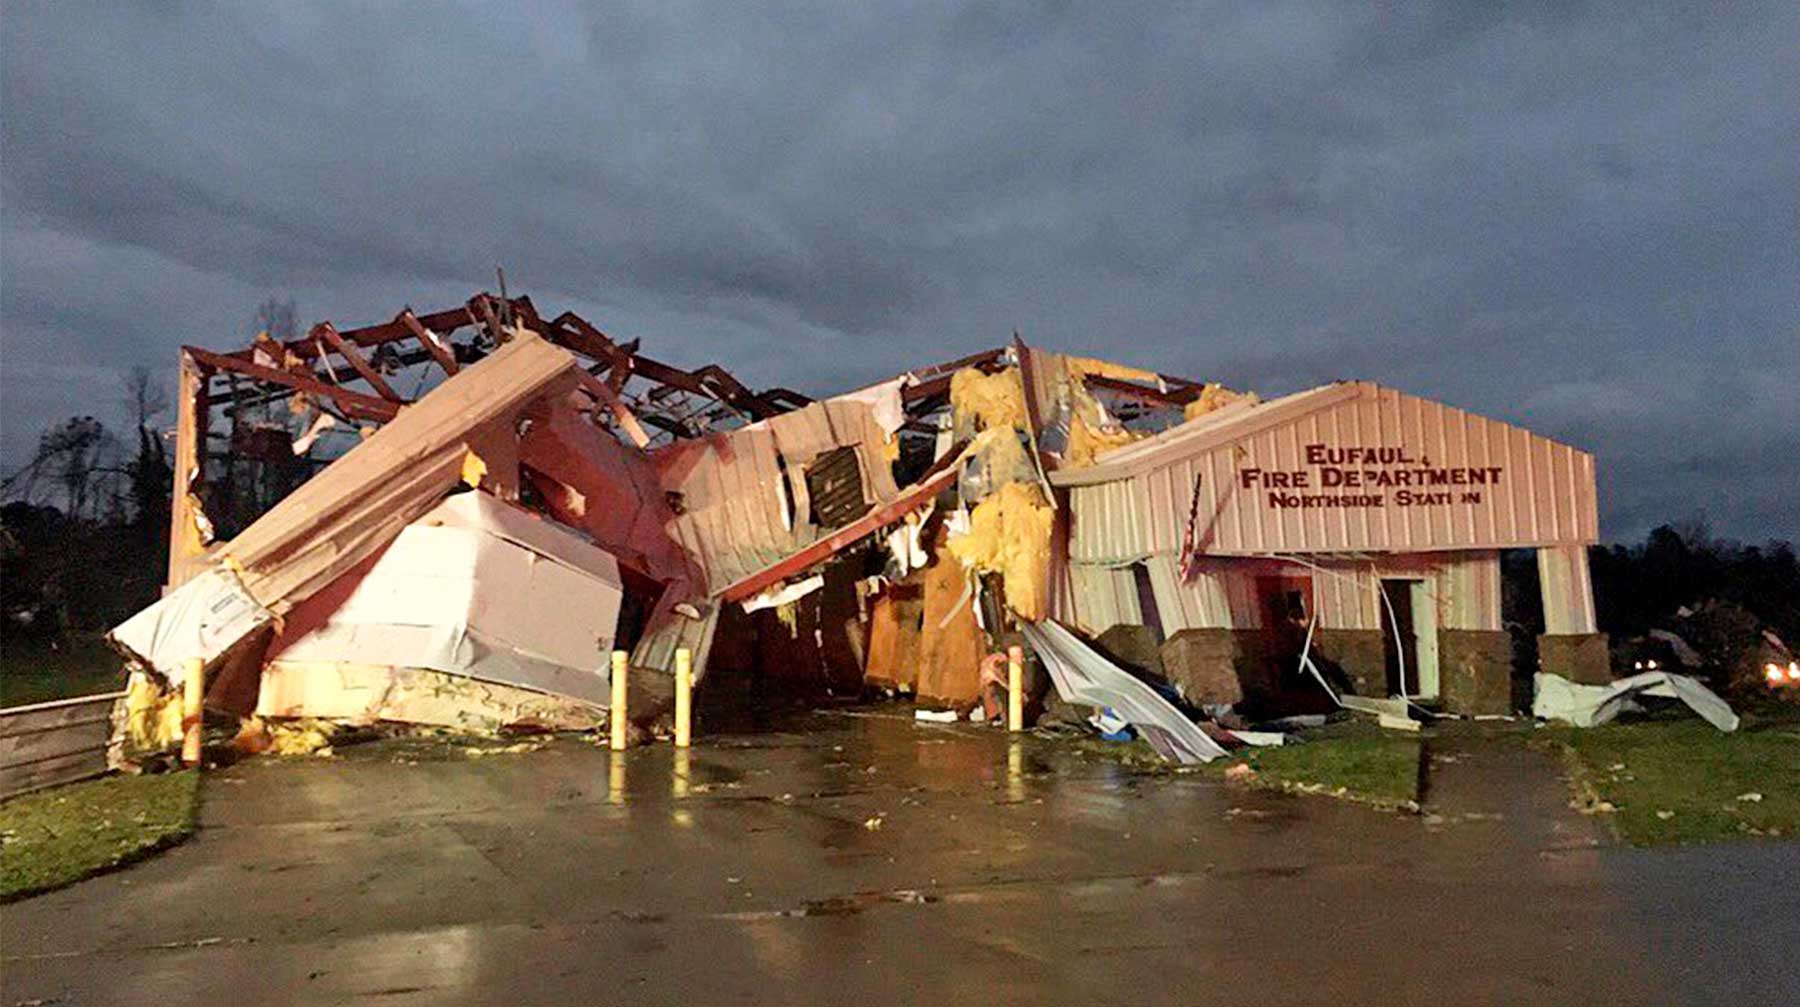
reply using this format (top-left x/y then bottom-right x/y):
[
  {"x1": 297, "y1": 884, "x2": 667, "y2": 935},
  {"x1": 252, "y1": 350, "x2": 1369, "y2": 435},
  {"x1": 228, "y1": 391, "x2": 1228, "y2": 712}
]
[
  {"x1": 1379, "y1": 578, "x2": 1439, "y2": 699},
  {"x1": 1255, "y1": 575, "x2": 1315, "y2": 694}
]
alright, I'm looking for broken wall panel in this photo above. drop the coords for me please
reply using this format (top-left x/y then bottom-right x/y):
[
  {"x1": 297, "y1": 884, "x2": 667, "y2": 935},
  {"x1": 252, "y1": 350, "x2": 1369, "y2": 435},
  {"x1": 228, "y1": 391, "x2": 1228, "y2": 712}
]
[
  {"x1": 115, "y1": 334, "x2": 585, "y2": 684},
  {"x1": 915, "y1": 524, "x2": 985, "y2": 708},
  {"x1": 652, "y1": 395, "x2": 905, "y2": 594},
  {"x1": 631, "y1": 593, "x2": 719, "y2": 686},
  {"x1": 518, "y1": 399, "x2": 693, "y2": 580},
  {"x1": 864, "y1": 585, "x2": 924, "y2": 691},
  {"x1": 264, "y1": 492, "x2": 623, "y2": 706},
  {"x1": 654, "y1": 426, "x2": 792, "y2": 592},
  {"x1": 219, "y1": 333, "x2": 581, "y2": 609}
]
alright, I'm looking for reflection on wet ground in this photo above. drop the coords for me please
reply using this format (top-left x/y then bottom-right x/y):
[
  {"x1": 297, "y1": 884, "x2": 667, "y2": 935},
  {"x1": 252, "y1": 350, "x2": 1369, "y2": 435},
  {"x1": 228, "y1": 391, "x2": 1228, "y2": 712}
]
[{"x1": 6, "y1": 707, "x2": 1796, "y2": 1005}]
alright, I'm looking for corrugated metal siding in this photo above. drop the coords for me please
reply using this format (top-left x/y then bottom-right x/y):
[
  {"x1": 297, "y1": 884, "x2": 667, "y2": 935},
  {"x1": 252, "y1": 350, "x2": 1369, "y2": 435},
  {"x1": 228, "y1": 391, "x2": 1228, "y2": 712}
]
[
  {"x1": 652, "y1": 397, "x2": 901, "y2": 594},
  {"x1": 1064, "y1": 550, "x2": 1502, "y2": 636},
  {"x1": 1538, "y1": 543, "x2": 1598, "y2": 634},
  {"x1": 656, "y1": 426, "x2": 795, "y2": 590},
  {"x1": 1439, "y1": 551, "x2": 1503, "y2": 631},
  {"x1": 1064, "y1": 564, "x2": 1142, "y2": 635},
  {"x1": 633, "y1": 604, "x2": 720, "y2": 677},
  {"x1": 1061, "y1": 381, "x2": 1598, "y2": 560},
  {"x1": 1145, "y1": 556, "x2": 1254, "y2": 631},
  {"x1": 1304, "y1": 552, "x2": 1501, "y2": 632},
  {"x1": 1066, "y1": 482, "x2": 1151, "y2": 565},
  {"x1": 1311, "y1": 561, "x2": 1374, "y2": 631},
  {"x1": 769, "y1": 399, "x2": 901, "y2": 505}
]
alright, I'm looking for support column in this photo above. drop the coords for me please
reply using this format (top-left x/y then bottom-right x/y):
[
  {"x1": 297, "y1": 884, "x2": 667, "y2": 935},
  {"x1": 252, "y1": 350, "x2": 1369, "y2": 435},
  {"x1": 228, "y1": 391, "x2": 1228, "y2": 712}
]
[
  {"x1": 1537, "y1": 544, "x2": 1610, "y2": 684},
  {"x1": 165, "y1": 351, "x2": 210, "y2": 591}
]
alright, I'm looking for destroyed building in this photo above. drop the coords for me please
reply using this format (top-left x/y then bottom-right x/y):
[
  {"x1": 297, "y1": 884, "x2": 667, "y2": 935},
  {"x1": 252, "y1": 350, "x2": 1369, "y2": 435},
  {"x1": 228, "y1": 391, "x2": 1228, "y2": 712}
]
[{"x1": 105, "y1": 291, "x2": 1611, "y2": 759}]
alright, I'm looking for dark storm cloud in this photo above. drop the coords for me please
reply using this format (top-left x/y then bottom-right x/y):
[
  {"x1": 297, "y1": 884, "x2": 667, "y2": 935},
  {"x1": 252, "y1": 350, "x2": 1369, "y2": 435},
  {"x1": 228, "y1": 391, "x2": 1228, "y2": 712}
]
[{"x1": 3, "y1": 2, "x2": 1796, "y2": 539}]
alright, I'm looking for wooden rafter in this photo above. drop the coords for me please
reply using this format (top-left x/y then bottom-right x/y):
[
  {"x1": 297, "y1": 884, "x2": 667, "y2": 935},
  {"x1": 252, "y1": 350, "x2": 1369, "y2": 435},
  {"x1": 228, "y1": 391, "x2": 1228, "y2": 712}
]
[
  {"x1": 1083, "y1": 373, "x2": 1202, "y2": 406},
  {"x1": 398, "y1": 309, "x2": 459, "y2": 376},
  {"x1": 187, "y1": 346, "x2": 400, "y2": 423},
  {"x1": 574, "y1": 372, "x2": 652, "y2": 449},
  {"x1": 246, "y1": 304, "x2": 476, "y2": 364},
  {"x1": 215, "y1": 292, "x2": 810, "y2": 441},
  {"x1": 312, "y1": 323, "x2": 402, "y2": 402}
]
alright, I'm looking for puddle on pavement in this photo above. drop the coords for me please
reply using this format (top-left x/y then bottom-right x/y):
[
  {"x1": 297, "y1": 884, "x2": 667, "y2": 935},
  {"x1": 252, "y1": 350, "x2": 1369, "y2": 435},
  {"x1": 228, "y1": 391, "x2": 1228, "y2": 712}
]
[{"x1": 717, "y1": 889, "x2": 939, "y2": 920}]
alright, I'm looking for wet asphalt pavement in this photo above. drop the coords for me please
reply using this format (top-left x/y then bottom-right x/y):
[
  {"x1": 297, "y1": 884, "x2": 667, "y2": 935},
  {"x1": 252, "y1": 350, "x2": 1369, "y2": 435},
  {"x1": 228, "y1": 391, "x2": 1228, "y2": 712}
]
[{"x1": 5, "y1": 709, "x2": 1796, "y2": 1005}]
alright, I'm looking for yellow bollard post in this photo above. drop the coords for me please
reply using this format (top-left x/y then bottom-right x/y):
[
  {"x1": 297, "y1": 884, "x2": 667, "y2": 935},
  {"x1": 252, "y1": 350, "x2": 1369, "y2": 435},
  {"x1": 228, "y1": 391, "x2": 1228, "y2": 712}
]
[
  {"x1": 674, "y1": 647, "x2": 692, "y2": 748},
  {"x1": 1007, "y1": 645, "x2": 1024, "y2": 733},
  {"x1": 608, "y1": 752, "x2": 627, "y2": 806},
  {"x1": 182, "y1": 657, "x2": 204, "y2": 766},
  {"x1": 610, "y1": 650, "x2": 629, "y2": 751},
  {"x1": 1008, "y1": 737, "x2": 1025, "y2": 803}
]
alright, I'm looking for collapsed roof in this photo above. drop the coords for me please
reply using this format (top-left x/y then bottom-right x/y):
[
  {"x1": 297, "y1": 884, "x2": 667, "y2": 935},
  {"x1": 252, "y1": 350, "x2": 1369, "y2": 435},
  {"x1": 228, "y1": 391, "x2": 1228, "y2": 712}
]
[{"x1": 113, "y1": 291, "x2": 1241, "y2": 750}]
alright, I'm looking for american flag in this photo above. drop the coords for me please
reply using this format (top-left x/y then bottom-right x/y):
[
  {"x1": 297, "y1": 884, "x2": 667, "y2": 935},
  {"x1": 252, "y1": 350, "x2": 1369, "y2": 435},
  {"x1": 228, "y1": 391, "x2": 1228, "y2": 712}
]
[{"x1": 1177, "y1": 472, "x2": 1204, "y2": 582}]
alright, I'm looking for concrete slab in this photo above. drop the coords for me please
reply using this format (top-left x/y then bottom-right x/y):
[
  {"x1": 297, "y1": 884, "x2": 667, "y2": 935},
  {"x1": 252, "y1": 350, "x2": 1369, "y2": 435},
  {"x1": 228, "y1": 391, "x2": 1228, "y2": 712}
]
[{"x1": 4, "y1": 710, "x2": 1796, "y2": 1005}]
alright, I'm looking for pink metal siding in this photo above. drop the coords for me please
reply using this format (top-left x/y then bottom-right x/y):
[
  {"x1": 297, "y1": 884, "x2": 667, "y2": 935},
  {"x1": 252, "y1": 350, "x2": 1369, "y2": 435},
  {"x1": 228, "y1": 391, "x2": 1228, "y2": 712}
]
[
  {"x1": 1064, "y1": 550, "x2": 1503, "y2": 635},
  {"x1": 652, "y1": 396, "x2": 901, "y2": 593},
  {"x1": 1301, "y1": 552, "x2": 1502, "y2": 633},
  {"x1": 1538, "y1": 544, "x2": 1599, "y2": 634},
  {"x1": 1059, "y1": 382, "x2": 1598, "y2": 561}
]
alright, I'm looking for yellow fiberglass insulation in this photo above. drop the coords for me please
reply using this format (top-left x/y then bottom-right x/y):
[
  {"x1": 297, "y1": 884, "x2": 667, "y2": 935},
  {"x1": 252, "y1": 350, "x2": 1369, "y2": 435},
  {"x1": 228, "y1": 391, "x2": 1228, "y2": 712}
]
[
  {"x1": 1184, "y1": 383, "x2": 1260, "y2": 421},
  {"x1": 267, "y1": 719, "x2": 337, "y2": 757},
  {"x1": 970, "y1": 424, "x2": 1037, "y2": 487},
  {"x1": 946, "y1": 480, "x2": 1055, "y2": 621},
  {"x1": 1060, "y1": 355, "x2": 1146, "y2": 468},
  {"x1": 1065, "y1": 411, "x2": 1139, "y2": 469},
  {"x1": 123, "y1": 670, "x2": 183, "y2": 751},
  {"x1": 949, "y1": 366, "x2": 1027, "y2": 433}
]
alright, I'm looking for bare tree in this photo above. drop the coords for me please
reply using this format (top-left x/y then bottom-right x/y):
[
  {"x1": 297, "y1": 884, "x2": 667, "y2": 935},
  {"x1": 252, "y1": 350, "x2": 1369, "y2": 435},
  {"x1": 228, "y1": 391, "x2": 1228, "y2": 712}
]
[
  {"x1": 120, "y1": 366, "x2": 172, "y2": 533},
  {"x1": 122, "y1": 364, "x2": 169, "y2": 433}
]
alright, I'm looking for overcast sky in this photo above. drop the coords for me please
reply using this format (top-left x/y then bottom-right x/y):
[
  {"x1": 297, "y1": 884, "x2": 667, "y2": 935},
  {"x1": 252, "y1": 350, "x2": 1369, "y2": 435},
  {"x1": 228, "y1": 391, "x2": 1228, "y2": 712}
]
[{"x1": 3, "y1": 2, "x2": 1795, "y2": 541}]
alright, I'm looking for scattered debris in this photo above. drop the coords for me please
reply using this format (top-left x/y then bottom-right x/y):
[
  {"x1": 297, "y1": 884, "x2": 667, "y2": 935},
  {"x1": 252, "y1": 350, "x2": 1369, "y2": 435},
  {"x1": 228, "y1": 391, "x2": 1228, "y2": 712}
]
[
  {"x1": 462, "y1": 741, "x2": 544, "y2": 758},
  {"x1": 1022, "y1": 620, "x2": 1229, "y2": 765},
  {"x1": 265, "y1": 720, "x2": 338, "y2": 757},
  {"x1": 1377, "y1": 713, "x2": 1422, "y2": 734},
  {"x1": 1223, "y1": 730, "x2": 1286, "y2": 747},
  {"x1": 1533, "y1": 671, "x2": 1739, "y2": 731}
]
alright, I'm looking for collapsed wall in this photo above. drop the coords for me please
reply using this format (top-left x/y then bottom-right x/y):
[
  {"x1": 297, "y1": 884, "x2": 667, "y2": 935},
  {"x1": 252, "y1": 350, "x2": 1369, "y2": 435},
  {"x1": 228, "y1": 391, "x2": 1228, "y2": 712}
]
[{"x1": 104, "y1": 292, "x2": 1323, "y2": 760}]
